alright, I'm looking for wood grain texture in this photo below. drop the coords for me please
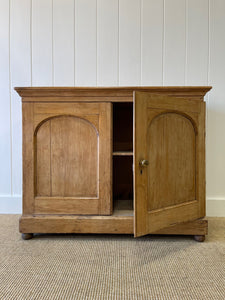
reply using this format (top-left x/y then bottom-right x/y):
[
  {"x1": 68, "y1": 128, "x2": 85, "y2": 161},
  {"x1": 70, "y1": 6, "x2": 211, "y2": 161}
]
[
  {"x1": 152, "y1": 219, "x2": 208, "y2": 235},
  {"x1": 20, "y1": 215, "x2": 134, "y2": 234},
  {"x1": 17, "y1": 86, "x2": 210, "y2": 238},
  {"x1": 22, "y1": 102, "x2": 34, "y2": 214},
  {"x1": 148, "y1": 112, "x2": 196, "y2": 210},
  {"x1": 23, "y1": 101, "x2": 112, "y2": 216},
  {"x1": 134, "y1": 92, "x2": 206, "y2": 236},
  {"x1": 35, "y1": 115, "x2": 99, "y2": 198},
  {"x1": 36, "y1": 120, "x2": 51, "y2": 196},
  {"x1": 34, "y1": 198, "x2": 99, "y2": 215},
  {"x1": 19, "y1": 215, "x2": 207, "y2": 236},
  {"x1": 15, "y1": 86, "x2": 212, "y2": 99},
  {"x1": 50, "y1": 116, "x2": 98, "y2": 197},
  {"x1": 98, "y1": 103, "x2": 113, "y2": 214},
  {"x1": 134, "y1": 93, "x2": 147, "y2": 237},
  {"x1": 113, "y1": 152, "x2": 133, "y2": 156}
]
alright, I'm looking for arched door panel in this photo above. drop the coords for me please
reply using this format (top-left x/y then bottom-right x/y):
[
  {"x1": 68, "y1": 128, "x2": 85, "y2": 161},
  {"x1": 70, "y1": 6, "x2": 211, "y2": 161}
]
[
  {"x1": 36, "y1": 116, "x2": 98, "y2": 197},
  {"x1": 134, "y1": 93, "x2": 205, "y2": 237},
  {"x1": 31, "y1": 103, "x2": 112, "y2": 215}
]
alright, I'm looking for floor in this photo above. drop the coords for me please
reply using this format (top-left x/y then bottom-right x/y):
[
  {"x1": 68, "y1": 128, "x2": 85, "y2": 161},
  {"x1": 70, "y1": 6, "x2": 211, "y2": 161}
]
[{"x1": 0, "y1": 215, "x2": 224, "y2": 300}]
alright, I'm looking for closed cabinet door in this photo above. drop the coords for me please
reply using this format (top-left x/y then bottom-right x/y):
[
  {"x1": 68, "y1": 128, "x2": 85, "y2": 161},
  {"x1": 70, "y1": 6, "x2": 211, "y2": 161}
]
[
  {"x1": 134, "y1": 92, "x2": 205, "y2": 237},
  {"x1": 23, "y1": 102, "x2": 112, "y2": 215}
]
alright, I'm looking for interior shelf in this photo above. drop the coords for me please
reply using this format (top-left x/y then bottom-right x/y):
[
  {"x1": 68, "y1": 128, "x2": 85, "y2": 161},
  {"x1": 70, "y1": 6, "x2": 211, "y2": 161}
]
[
  {"x1": 113, "y1": 102, "x2": 134, "y2": 215},
  {"x1": 113, "y1": 199, "x2": 133, "y2": 216},
  {"x1": 113, "y1": 151, "x2": 133, "y2": 156}
]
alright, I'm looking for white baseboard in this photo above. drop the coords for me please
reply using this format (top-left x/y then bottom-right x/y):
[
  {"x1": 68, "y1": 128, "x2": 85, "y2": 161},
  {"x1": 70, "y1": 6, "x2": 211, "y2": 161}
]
[
  {"x1": 0, "y1": 195, "x2": 225, "y2": 216},
  {"x1": 0, "y1": 195, "x2": 22, "y2": 214},
  {"x1": 206, "y1": 198, "x2": 225, "y2": 217}
]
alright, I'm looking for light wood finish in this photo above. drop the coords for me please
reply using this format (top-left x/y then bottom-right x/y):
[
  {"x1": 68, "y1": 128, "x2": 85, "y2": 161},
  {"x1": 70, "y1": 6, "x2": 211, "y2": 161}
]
[
  {"x1": 16, "y1": 86, "x2": 211, "y2": 240},
  {"x1": 148, "y1": 112, "x2": 196, "y2": 210},
  {"x1": 26, "y1": 101, "x2": 112, "y2": 215},
  {"x1": 36, "y1": 116, "x2": 98, "y2": 197},
  {"x1": 34, "y1": 198, "x2": 99, "y2": 215},
  {"x1": 19, "y1": 215, "x2": 207, "y2": 236},
  {"x1": 19, "y1": 215, "x2": 134, "y2": 234},
  {"x1": 15, "y1": 86, "x2": 211, "y2": 99},
  {"x1": 113, "y1": 199, "x2": 133, "y2": 216},
  {"x1": 112, "y1": 152, "x2": 133, "y2": 156},
  {"x1": 36, "y1": 120, "x2": 51, "y2": 196},
  {"x1": 153, "y1": 219, "x2": 208, "y2": 236},
  {"x1": 22, "y1": 103, "x2": 35, "y2": 214},
  {"x1": 134, "y1": 92, "x2": 206, "y2": 237}
]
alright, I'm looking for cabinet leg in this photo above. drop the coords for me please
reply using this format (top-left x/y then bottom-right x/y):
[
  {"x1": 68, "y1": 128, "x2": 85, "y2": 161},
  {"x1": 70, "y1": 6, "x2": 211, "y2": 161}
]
[
  {"x1": 194, "y1": 235, "x2": 205, "y2": 242},
  {"x1": 22, "y1": 233, "x2": 33, "y2": 240}
]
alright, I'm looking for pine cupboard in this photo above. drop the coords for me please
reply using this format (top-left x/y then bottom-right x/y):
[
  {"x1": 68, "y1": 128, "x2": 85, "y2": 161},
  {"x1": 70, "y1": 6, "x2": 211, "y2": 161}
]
[{"x1": 15, "y1": 86, "x2": 211, "y2": 241}]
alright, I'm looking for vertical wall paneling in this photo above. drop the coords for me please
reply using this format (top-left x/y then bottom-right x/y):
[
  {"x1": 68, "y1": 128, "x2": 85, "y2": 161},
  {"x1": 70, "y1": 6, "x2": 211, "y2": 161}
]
[
  {"x1": 32, "y1": 0, "x2": 53, "y2": 86},
  {"x1": 10, "y1": 0, "x2": 31, "y2": 195},
  {"x1": 119, "y1": 0, "x2": 141, "y2": 86},
  {"x1": 163, "y1": 0, "x2": 186, "y2": 85},
  {"x1": 0, "y1": 0, "x2": 11, "y2": 194},
  {"x1": 0, "y1": 0, "x2": 225, "y2": 215},
  {"x1": 186, "y1": 0, "x2": 208, "y2": 85},
  {"x1": 141, "y1": 0, "x2": 164, "y2": 85},
  {"x1": 97, "y1": 0, "x2": 118, "y2": 86},
  {"x1": 75, "y1": 0, "x2": 97, "y2": 86},
  {"x1": 207, "y1": 0, "x2": 225, "y2": 198},
  {"x1": 53, "y1": 0, "x2": 74, "y2": 86}
]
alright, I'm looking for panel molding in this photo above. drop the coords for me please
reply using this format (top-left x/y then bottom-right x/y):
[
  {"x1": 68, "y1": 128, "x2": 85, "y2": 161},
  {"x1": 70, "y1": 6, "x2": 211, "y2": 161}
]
[{"x1": 35, "y1": 115, "x2": 99, "y2": 198}]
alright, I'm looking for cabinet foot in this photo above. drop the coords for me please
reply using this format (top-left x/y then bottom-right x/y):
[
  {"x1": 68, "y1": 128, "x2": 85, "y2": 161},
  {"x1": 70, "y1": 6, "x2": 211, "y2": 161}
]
[
  {"x1": 22, "y1": 233, "x2": 33, "y2": 240},
  {"x1": 194, "y1": 235, "x2": 205, "y2": 242}
]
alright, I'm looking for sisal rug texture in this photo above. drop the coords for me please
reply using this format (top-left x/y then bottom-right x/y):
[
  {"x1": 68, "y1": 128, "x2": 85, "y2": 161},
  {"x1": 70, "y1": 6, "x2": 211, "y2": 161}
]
[{"x1": 0, "y1": 215, "x2": 224, "y2": 300}]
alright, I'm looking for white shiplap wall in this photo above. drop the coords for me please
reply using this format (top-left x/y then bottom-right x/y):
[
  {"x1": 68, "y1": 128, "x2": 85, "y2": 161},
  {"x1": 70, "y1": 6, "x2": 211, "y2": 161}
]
[{"x1": 0, "y1": 0, "x2": 225, "y2": 216}]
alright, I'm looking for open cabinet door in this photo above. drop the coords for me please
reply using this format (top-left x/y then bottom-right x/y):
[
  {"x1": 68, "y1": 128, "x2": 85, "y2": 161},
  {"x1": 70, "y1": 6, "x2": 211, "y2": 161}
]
[{"x1": 134, "y1": 92, "x2": 205, "y2": 237}]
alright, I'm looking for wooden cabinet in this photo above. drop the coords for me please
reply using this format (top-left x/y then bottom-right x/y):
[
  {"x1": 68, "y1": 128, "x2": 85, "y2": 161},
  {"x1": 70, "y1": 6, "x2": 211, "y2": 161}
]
[
  {"x1": 24, "y1": 102, "x2": 112, "y2": 216},
  {"x1": 15, "y1": 86, "x2": 211, "y2": 241}
]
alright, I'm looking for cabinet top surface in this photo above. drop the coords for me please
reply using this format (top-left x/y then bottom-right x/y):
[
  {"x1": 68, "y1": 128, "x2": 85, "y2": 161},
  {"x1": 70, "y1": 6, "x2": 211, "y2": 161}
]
[{"x1": 15, "y1": 86, "x2": 212, "y2": 101}]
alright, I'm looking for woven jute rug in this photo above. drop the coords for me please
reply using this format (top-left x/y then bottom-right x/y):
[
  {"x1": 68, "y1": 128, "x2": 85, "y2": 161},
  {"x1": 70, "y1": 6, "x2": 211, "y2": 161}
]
[{"x1": 0, "y1": 215, "x2": 224, "y2": 300}]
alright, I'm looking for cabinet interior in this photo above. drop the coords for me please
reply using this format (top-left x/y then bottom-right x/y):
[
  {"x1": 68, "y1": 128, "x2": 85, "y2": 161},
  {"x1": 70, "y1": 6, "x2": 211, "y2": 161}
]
[{"x1": 113, "y1": 103, "x2": 133, "y2": 214}]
